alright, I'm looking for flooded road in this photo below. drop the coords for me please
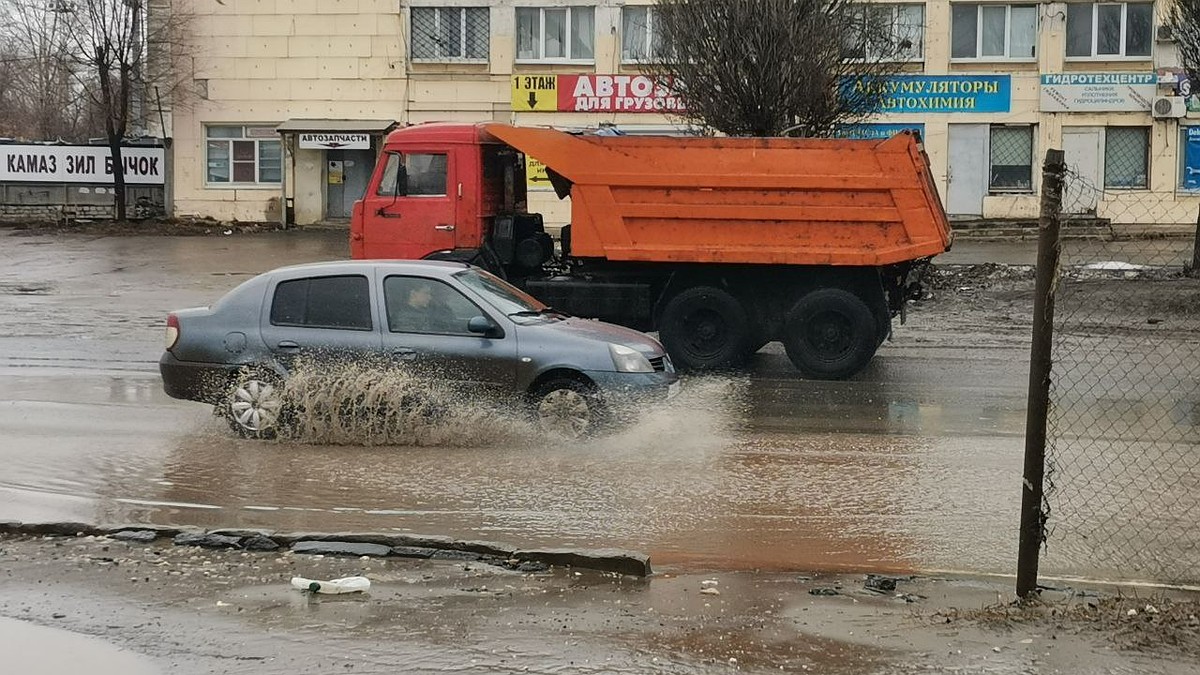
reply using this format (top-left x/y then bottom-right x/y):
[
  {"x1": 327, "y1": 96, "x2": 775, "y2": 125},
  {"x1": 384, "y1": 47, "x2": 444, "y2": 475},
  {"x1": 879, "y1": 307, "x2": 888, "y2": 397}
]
[{"x1": 0, "y1": 228, "x2": 1040, "y2": 577}]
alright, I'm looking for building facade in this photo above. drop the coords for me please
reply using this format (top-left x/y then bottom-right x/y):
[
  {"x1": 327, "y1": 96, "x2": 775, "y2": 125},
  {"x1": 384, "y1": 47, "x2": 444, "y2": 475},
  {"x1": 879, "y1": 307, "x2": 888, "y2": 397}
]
[{"x1": 166, "y1": 0, "x2": 1200, "y2": 232}]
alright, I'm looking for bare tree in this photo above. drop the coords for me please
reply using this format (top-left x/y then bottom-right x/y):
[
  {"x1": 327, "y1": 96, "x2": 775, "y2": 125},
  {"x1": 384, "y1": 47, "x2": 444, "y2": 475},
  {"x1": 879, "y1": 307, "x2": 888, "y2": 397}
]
[
  {"x1": 1169, "y1": 1, "x2": 1200, "y2": 88},
  {"x1": 645, "y1": 0, "x2": 914, "y2": 137},
  {"x1": 37, "y1": 0, "x2": 191, "y2": 219},
  {"x1": 0, "y1": 0, "x2": 86, "y2": 140},
  {"x1": 1167, "y1": 1, "x2": 1200, "y2": 275}
]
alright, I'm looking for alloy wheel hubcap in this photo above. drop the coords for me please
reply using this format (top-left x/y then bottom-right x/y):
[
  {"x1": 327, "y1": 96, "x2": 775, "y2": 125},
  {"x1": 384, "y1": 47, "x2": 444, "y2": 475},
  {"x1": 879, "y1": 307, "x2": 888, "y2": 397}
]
[
  {"x1": 538, "y1": 389, "x2": 592, "y2": 437},
  {"x1": 230, "y1": 379, "x2": 283, "y2": 432}
]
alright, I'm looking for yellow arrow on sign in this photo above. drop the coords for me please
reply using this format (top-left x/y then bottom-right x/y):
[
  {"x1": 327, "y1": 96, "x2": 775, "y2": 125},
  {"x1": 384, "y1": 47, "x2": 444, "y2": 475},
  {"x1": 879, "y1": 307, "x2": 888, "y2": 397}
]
[{"x1": 512, "y1": 75, "x2": 558, "y2": 112}]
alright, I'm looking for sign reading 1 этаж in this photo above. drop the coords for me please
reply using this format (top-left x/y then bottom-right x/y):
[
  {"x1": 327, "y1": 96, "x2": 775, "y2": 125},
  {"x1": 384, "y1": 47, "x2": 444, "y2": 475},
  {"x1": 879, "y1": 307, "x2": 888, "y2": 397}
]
[
  {"x1": 298, "y1": 133, "x2": 370, "y2": 150},
  {"x1": 841, "y1": 75, "x2": 1011, "y2": 113},
  {"x1": 511, "y1": 75, "x2": 559, "y2": 112}
]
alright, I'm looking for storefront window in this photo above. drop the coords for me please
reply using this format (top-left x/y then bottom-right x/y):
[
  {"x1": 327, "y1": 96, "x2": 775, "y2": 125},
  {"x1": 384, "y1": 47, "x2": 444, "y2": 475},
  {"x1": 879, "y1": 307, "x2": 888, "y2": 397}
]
[
  {"x1": 205, "y1": 125, "x2": 281, "y2": 186},
  {"x1": 1104, "y1": 126, "x2": 1150, "y2": 189}
]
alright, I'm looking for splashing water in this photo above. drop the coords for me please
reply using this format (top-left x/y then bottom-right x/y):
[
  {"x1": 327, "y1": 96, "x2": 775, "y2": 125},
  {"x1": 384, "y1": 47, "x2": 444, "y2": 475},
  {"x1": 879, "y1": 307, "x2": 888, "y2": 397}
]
[{"x1": 246, "y1": 357, "x2": 750, "y2": 450}]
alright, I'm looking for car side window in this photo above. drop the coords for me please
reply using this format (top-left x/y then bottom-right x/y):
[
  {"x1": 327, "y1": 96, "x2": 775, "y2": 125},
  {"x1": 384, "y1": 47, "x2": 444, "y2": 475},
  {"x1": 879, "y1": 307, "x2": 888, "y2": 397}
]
[
  {"x1": 384, "y1": 276, "x2": 481, "y2": 335},
  {"x1": 270, "y1": 275, "x2": 373, "y2": 331}
]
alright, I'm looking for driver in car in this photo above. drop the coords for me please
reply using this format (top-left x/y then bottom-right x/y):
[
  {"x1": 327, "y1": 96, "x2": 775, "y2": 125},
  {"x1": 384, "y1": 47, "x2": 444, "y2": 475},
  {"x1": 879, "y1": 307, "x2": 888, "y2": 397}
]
[{"x1": 403, "y1": 283, "x2": 463, "y2": 334}]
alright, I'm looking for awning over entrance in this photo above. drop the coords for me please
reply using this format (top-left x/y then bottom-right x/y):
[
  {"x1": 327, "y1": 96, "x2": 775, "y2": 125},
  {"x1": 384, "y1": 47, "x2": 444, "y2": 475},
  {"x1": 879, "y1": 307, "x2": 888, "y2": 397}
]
[
  {"x1": 275, "y1": 118, "x2": 397, "y2": 134},
  {"x1": 274, "y1": 119, "x2": 398, "y2": 227}
]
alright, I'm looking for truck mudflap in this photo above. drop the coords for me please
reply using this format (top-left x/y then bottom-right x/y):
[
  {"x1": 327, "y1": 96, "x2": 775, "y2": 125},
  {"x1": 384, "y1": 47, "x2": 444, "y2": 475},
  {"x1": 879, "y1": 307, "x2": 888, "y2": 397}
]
[{"x1": 898, "y1": 258, "x2": 935, "y2": 325}]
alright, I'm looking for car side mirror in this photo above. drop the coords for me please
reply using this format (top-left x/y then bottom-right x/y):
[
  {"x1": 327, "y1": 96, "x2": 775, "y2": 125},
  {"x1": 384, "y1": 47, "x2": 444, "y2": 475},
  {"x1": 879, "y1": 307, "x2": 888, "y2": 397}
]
[{"x1": 467, "y1": 315, "x2": 501, "y2": 338}]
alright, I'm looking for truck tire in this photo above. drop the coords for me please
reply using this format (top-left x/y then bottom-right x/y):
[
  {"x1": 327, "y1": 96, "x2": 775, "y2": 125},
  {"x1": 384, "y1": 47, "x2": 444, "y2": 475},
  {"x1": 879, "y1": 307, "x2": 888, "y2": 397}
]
[
  {"x1": 782, "y1": 288, "x2": 878, "y2": 380},
  {"x1": 659, "y1": 286, "x2": 751, "y2": 371}
]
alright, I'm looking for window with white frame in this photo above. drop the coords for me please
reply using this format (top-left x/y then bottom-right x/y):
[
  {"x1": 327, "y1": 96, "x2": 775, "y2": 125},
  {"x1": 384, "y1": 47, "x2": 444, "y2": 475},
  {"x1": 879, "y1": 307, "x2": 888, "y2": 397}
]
[
  {"x1": 843, "y1": 3, "x2": 925, "y2": 62},
  {"x1": 516, "y1": 6, "x2": 595, "y2": 61},
  {"x1": 621, "y1": 5, "x2": 663, "y2": 63},
  {"x1": 411, "y1": 7, "x2": 490, "y2": 61},
  {"x1": 990, "y1": 125, "x2": 1034, "y2": 192},
  {"x1": 1066, "y1": 2, "x2": 1153, "y2": 58},
  {"x1": 1104, "y1": 126, "x2": 1150, "y2": 188},
  {"x1": 951, "y1": 4, "x2": 1037, "y2": 60},
  {"x1": 205, "y1": 125, "x2": 281, "y2": 185}
]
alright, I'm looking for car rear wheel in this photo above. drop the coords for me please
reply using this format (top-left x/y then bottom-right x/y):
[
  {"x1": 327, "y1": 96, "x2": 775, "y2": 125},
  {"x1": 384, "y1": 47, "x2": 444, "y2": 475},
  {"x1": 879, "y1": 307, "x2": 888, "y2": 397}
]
[
  {"x1": 531, "y1": 378, "x2": 604, "y2": 439},
  {"x1": 224, "y1": 371, "x2": 286, "y2": 439}
]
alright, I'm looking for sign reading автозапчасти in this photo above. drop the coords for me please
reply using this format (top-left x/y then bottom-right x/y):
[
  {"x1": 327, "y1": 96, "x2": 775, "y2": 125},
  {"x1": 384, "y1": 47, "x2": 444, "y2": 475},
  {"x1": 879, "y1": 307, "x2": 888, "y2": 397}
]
[
  {"x1": 841, "y1": 75, "x2": 1012, "y2": 113},
  {"x1": 1, "y1": 145, "x2": 165, "y2": 184}
]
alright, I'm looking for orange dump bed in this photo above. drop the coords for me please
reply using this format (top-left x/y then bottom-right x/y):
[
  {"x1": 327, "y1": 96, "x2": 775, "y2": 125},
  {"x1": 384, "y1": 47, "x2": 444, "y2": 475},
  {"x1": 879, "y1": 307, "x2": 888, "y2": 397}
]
[{"x1": 484, "y1": 124, "x2": 952, "y2": 267}]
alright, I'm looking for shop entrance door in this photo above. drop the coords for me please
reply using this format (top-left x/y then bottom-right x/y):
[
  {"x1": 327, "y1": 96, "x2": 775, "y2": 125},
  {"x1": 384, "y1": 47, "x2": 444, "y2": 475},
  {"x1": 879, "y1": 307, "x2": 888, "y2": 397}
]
[{"x1": 326, "y1": 149, "x2": 375, "y2": 220}]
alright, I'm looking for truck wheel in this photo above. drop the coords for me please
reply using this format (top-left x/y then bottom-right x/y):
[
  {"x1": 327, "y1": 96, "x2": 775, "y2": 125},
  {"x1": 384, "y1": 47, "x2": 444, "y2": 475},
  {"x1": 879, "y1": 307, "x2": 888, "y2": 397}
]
[
  {"x1": 659, "y1": 286, "x2": 751, "y2": 371},
  {"x1": 783, "y1": 289, "x2": 878, "y2": 380}
]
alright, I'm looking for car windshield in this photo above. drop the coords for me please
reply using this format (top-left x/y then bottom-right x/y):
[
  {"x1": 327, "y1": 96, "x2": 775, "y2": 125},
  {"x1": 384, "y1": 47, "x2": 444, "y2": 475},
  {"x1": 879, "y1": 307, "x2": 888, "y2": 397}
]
[{"x1": 453, "y1": 268, "x2": 551, "y2": 318}]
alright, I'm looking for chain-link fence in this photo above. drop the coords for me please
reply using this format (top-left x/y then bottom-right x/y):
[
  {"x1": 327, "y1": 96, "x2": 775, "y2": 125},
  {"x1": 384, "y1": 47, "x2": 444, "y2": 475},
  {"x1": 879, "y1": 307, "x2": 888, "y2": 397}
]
[
  {"x1": 1019, "y1": 150, "x2": 1200, "y2": 591},
  {"x1": 410, "y1": 6, "x2": 490, "y2": 62}
]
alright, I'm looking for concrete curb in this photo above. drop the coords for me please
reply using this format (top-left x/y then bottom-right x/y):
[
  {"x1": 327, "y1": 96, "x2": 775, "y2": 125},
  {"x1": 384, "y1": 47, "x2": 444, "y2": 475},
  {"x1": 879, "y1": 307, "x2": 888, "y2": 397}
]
[{"x1": 0, "y1": 521, "x2": 652, "y2": 577}]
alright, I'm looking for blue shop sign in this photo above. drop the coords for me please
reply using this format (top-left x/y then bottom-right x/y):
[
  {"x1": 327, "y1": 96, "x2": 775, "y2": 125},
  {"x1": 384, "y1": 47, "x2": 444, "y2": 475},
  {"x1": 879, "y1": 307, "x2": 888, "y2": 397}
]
[
  {"x1": 833, "y1": 123, "x2": 926, "y2": 140},
  {"x1": 1183, "y1": 127, "x2": 1200, "y2": 190},
  {"x1": 841, "y1": 75, "x2": 1012, "y2": 113}
]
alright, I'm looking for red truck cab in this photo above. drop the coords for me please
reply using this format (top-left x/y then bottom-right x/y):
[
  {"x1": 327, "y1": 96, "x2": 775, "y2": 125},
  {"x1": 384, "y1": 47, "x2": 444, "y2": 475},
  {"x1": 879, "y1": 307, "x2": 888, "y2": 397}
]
[{"x1": 351, "y1": 123, "x2": 523, "y2": 262}]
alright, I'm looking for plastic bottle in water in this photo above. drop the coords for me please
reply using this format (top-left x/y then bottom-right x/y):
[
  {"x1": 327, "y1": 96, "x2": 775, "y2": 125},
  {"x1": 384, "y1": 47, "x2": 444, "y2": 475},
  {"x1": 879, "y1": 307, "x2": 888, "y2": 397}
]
[{"x1": 290, "y1": 575, "x2": 371, "y2": 594}]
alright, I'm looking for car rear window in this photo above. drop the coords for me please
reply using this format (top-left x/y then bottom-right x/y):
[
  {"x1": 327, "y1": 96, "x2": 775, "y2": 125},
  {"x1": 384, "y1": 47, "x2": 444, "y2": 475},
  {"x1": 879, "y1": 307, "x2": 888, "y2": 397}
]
[{"x1": 270, "y1": 275, "x2": 372, "y2": 330}]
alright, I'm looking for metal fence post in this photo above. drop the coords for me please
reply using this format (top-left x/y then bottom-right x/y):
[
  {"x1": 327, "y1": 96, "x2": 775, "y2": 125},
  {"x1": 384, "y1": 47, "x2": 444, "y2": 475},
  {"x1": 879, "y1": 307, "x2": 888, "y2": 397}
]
[{"x1": 1017, "y1": 149, "x2": 1066, "y2": 598}]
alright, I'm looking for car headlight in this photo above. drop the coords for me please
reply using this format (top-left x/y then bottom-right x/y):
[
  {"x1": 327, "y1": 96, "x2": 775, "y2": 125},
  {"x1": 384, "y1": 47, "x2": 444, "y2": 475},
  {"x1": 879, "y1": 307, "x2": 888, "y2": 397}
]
[{"x1": 609, "y1": 343, "x2": 654, "y2": 373}]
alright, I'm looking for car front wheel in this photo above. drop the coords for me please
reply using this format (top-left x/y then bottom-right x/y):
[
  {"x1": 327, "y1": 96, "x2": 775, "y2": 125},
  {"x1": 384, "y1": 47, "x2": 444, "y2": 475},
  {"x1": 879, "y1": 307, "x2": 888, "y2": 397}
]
[
  {"x1": 224, "y1": 371, "x2": 286, "y2": 439},
  {"x1": 531, "y1": 377, "x2": 604, "y2": 439}
]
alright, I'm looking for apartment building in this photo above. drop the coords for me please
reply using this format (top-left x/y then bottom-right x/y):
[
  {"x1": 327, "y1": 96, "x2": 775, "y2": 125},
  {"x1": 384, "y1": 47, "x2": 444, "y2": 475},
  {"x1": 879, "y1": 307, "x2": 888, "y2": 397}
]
[{"x1": 168, "y1": 0, "x2": 1200, "y2": 230}]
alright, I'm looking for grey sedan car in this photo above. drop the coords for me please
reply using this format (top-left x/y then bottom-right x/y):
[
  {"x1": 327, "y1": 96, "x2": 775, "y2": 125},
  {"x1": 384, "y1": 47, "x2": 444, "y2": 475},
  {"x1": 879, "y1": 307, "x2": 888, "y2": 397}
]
[{"x1": 160, "y1": 260, "x2": 678, "y2": 438}]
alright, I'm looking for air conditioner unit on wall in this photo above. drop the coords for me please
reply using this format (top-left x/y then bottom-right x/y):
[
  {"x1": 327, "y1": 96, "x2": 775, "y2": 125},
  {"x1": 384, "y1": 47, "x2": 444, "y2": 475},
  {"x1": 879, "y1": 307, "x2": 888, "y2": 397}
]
[
  {"x1": 1153, "y1": 96, "x2": 1187, "y2": 119},
  {"x1": 1157, "y1": 25, "x2": 1175, "y2": 42}
]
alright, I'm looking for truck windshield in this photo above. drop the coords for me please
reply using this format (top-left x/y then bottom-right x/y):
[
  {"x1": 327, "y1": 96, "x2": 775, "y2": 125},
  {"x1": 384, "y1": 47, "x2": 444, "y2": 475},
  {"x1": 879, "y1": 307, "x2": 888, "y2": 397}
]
[{"x1": 453, "y1": 269, "x2": 549, "y2": 317}]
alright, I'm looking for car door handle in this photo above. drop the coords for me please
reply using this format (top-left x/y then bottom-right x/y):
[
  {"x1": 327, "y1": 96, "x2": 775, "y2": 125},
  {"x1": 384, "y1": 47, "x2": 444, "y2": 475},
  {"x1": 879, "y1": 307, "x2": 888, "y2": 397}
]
[
  {"x1": 434, "y1": 224, "x2": 455, "y2": 231},
  {"x1": 391, "y1": 348, "x2": 417, "y2": 361},
  {"x1": 376, "y1": 208, "x2": 401, "y2": 219},
  {"x1": 277, "y1": 340, "x2": 300, "y2": 351}
]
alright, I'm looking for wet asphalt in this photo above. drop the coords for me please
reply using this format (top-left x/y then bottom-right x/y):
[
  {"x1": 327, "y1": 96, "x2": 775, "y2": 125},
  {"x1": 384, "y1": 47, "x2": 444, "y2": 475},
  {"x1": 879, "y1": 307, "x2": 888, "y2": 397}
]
[{"x1": 0, "y1": 227, "x2": 1040, "y2": 580}]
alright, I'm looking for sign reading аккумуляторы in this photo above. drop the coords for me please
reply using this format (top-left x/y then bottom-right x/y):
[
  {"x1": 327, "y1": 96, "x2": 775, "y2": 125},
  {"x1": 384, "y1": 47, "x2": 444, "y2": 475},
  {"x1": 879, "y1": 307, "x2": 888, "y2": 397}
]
[
  {"x1": 840, "y1": 75, "x2": 1012, "y2": 113},
  {"x1": 1040, "y1": 73, "x2": 1156, "y2": 112},
  {"x1": 1, "y1": 145, "x2": 165, "y2": 184}
]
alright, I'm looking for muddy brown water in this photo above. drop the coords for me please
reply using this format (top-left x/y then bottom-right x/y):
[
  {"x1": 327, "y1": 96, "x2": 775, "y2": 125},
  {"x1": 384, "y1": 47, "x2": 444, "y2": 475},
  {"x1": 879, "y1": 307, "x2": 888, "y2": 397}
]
[{"x1": 2, "y1": 229, "x2": 1197, "y2": 582}]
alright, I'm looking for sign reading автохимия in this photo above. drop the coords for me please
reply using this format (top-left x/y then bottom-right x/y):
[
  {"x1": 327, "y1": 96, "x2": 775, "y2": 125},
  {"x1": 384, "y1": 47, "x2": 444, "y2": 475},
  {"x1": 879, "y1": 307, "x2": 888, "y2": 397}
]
[
  {"x1": 840, "y1": 75, "x2": 1012, "y2": 113},
  {"x1": 1, "y1": 145, "x2": 165, "y2": 184}
]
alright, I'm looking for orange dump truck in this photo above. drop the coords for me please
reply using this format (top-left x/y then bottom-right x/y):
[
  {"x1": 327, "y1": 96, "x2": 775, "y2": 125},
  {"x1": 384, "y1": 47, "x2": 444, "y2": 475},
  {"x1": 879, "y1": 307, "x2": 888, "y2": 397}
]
[{"x1": 351, "y1": 123, "x2": 952, "y2": 379}]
